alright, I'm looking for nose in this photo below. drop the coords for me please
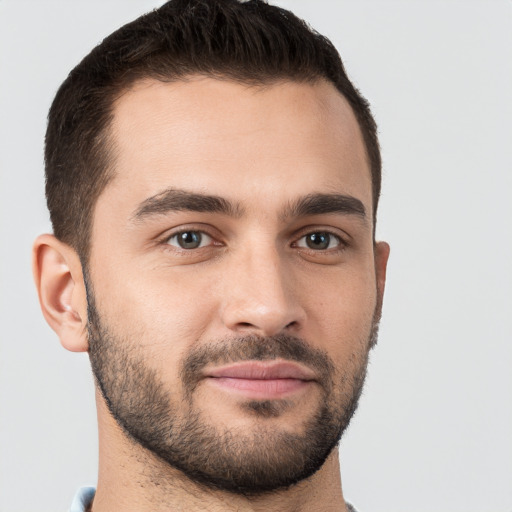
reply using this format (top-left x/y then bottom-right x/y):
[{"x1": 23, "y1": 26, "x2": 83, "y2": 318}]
[{"x1": 219, "y1": 246, "x2": 305, "y2": 337}]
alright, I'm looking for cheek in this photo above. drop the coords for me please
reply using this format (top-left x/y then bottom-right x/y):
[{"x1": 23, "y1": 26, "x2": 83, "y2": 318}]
[
  {"x1": 90, "y1": 262, "x2": 219, "y2": 365},
  {"x1": 303, "y1": 263, "x2": 377, "y2": 357}
]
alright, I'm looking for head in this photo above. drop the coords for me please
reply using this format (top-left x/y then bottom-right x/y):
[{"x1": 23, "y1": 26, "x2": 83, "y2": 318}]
[
  {"x1": 34, "y1": 0, "x2": 389, "y2": 498},
  {"x1": 44, "y1": 0, "x2": 381, "y2": 262}
]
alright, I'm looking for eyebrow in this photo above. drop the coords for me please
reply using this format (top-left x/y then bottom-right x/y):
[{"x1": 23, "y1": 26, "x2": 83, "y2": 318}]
[
  {"x1": 132, "y1": 188, "x2": 244, "y2": 221},
  {"x1": 131, "y1": 188, "x2": 366, "y2": 224},
  {"x1": 281, "y1": 193, "x2": 367, "y2": 222}
]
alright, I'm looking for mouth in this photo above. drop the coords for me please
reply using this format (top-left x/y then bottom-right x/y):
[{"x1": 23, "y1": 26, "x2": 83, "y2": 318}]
[{"x1": 204, "y1": 360, "x2": 316, "y2": 400}]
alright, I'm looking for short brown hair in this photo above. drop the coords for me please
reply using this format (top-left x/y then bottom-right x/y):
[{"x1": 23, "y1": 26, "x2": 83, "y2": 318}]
[{"x1": 45, "y1": 0, "x2": 381, "y2": 260}]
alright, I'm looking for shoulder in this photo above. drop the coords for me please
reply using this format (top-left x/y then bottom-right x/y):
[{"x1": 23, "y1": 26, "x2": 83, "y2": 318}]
[{"x1": 69, "y1": 486, "x2": 96, "y2": 512}]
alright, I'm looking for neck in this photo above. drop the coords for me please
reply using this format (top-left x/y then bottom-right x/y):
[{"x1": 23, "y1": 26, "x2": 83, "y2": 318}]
[{"x1": 92, "y1": 391, "x2": 348, "y2": 512}]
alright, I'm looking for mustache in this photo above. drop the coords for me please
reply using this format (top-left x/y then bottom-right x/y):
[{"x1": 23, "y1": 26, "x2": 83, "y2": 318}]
[{"x1": 180, "y1": 334, "x2": 336, "y2": 393}]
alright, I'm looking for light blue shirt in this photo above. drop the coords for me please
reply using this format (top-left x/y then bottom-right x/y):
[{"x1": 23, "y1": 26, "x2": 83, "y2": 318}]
[
  {"x1": 69, "y1": 486, "x2": 358, "y2": 511},
  {"x1": 69, "y1": 487, "x2": 95, "y2": 512}
]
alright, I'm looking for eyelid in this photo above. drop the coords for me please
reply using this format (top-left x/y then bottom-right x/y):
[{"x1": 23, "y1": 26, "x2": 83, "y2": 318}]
[
  {"x1": 291, "y1": 225, "x2": 349, "y2": 246},
  {"x1": 294, "y1": 231, "x2": 343, "y2": 250},
  {"x1": 159, "y1": 224, "x2": 223, "y2": 248},
  {"x1": 166, "y1": 230, "x2": 214, "y2": 249}
]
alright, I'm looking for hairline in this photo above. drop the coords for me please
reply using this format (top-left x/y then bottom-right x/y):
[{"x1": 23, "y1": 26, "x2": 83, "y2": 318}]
[{"x1": 81, "y1": 73, "x2": 378, "y2": 265}]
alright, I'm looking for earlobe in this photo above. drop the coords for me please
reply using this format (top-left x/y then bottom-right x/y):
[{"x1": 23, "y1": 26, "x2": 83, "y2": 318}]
[{"x1": 32, "y1": 234, "x2": 89, "y2": 352}]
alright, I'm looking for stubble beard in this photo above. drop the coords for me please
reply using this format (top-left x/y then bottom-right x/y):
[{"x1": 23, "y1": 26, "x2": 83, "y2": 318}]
[{"x1": 86, "y1": 284, "x2": 378, "y2": 496}]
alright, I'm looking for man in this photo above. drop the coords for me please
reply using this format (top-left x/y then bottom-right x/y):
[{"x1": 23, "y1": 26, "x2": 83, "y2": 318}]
[{"x1": 32, "y1": 0, "x2": 389, "y2": 510}]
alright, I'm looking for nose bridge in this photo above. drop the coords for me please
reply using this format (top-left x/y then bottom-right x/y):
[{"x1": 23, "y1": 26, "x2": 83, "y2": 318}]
[{"x1": 220, "y1": 239, "x2": 304, "y2": 336}]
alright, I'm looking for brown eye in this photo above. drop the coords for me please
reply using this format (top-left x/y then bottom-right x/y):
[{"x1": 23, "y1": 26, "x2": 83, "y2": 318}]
[
  {"x1": 167, "y1": 231, "x2": 212, "y2": 249},
  {"x1": 297, "y1": 232, "x2": 340, "y2": 250}
]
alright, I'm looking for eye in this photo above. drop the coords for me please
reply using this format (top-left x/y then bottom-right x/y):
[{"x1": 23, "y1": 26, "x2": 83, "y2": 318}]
[
  {"x1": 166, "y1": 230, "x2": 213, "y2": 250},
  {"x1": 296, "y1": 232, "x2": 342, "y2": 251}
]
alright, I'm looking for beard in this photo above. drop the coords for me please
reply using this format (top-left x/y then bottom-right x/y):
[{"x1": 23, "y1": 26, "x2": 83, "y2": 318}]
[{"x1": 86, "y1": 282, "x2": 378, "y2": 496}]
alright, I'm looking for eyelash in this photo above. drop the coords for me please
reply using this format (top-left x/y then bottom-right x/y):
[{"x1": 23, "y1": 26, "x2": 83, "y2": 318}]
[
  {"x1": 293, "y1": 231, "x2": 345, "y2": 252},
  {"x1": 165, "y1": 230, "x2": 214, "y2": 249},
  {"x1": 161, "y1": 226, "x2": 348, "y2": 254}
]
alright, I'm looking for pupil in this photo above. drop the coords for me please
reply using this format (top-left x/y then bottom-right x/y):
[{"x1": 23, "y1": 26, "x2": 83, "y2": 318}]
[
  {"x1": 307, "y1": 233, "x2": 329, "y2": 250},
  {"x1": 179, "y1": 231, "x2": 201, "y2": 249}
]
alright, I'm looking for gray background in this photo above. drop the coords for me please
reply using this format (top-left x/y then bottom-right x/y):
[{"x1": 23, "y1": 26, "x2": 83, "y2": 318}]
[{"x1": 1, "y1": 1, "x2": 511, "y2": 511}]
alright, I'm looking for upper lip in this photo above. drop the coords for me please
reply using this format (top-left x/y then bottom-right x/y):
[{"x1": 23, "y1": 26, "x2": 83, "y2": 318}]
[{"x1": 205, "y1": 360, "x2": 316, "y2": 381}]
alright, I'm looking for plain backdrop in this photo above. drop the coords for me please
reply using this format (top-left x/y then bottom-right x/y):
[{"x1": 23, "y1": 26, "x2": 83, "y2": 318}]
[{"x1": 0, "y1": 1, "x2": 511, "y2": 511}]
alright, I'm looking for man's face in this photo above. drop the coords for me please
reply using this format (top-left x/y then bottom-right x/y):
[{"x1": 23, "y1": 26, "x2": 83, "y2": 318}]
[{"x1": 86, "y1": 77, "x2": 388, "y2": 493}]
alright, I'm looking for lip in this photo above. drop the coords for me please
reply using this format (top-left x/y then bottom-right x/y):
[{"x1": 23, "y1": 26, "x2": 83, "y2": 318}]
[{"x1": 204, "y1": 360, "x2": 316, "y2": 399}]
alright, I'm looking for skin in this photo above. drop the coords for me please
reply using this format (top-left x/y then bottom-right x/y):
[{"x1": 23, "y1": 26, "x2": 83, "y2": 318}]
[{"x1": 33, "y1": 77, "x2": 389, "y2": 511}]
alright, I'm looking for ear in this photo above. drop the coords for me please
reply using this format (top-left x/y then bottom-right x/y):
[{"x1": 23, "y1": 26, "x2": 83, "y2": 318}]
[
  {"x1": 32, "y1": 234, "x2": 89, "y2": 352},
  {"x1": 374, "y1": 241, "x2": 390, "y2": 307}
]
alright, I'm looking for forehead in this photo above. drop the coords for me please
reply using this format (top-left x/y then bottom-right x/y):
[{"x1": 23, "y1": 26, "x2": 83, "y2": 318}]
[{"x1": 102, "y1": 77, "x2": 371, "y2": 218}]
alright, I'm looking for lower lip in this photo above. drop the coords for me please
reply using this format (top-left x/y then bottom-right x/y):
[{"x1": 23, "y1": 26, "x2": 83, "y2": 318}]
[{"x1": 207, "y1": 377, "x2": 311, "y2": 399}]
